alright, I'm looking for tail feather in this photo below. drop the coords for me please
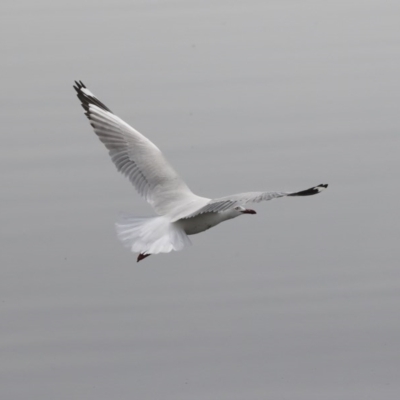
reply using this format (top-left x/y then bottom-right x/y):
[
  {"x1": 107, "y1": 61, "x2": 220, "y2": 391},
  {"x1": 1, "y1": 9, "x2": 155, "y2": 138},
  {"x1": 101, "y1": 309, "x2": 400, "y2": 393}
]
[{"x1": 116, "y1": 215, "x2": 191, "y2": 255}]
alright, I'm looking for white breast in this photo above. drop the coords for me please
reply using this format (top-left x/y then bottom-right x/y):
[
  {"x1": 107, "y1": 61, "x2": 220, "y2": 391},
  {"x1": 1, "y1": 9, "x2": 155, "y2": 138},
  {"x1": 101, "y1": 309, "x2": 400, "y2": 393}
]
[{"x1": 176, "y1": 212, "x2": 233, "y2": 235}]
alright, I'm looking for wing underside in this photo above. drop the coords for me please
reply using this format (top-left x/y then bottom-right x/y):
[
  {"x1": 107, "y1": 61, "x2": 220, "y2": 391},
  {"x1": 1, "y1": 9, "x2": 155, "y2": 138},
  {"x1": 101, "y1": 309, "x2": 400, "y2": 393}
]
[
  {"x1": 181, "y1": 184, "x2": 328, "y2": 219},
  {"x1": 74, "y1": 81, "x2": 206, "y2": 216}
]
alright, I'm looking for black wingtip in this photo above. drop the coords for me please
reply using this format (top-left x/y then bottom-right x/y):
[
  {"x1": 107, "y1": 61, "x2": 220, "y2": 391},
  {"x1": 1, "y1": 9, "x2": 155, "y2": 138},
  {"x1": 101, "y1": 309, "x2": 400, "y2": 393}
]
[
  {"x1": 73, "y1": 80, "x2": 85, "y2": 92},
  {"x1": 73, "y1": 80, "x2": 113, "y2": 113},
  {"x1": 288, "y1": 183, "x2": 328, "y2": 197}
]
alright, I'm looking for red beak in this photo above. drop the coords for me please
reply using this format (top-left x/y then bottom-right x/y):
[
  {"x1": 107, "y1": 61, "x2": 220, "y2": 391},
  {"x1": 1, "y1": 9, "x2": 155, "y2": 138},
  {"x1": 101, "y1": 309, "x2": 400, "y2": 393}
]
[{"x1": 241, "y1": 209, "x2": 256, "y2": 215}]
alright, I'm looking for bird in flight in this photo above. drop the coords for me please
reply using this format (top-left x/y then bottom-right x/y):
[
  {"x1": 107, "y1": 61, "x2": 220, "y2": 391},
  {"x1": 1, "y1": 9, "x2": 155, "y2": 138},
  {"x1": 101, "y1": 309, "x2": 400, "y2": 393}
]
[{"x1": 74, "y1": 81, "x2": 327, "y2": 262}]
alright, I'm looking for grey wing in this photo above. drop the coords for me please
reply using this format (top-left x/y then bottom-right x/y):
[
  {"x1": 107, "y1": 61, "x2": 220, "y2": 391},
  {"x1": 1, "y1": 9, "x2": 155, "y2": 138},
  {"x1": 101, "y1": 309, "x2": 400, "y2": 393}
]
[
  {"x1": 74, "y1": 81, "x2": 207, "y2": 216},
  {"x1": 182, "y1": 184, "x2": 328, "y2": 219}
]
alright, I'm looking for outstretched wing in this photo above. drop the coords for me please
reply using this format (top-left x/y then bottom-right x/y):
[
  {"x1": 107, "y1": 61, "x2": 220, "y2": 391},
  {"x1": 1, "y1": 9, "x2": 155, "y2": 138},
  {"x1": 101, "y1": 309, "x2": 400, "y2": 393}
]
[
  {"x1": 181, "y1": 184, "x2": 328, "y2": 219},
  {"x1": 74, "y1": 81, "x2": 208, "y2": 216}
]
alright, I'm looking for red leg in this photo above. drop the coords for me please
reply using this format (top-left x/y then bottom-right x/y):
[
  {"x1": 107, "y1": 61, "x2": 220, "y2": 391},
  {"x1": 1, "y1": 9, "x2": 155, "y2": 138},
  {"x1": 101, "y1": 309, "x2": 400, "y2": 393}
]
[{"x1": 137, "y1": 253, "x2": 151, "y2": 262}]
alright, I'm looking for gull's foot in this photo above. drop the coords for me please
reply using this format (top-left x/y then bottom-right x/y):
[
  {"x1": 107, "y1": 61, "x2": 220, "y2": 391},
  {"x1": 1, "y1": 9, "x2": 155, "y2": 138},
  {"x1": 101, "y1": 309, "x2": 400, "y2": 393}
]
[{"x1": 137, "y1": 253, "x2": 151, "y2": 262}]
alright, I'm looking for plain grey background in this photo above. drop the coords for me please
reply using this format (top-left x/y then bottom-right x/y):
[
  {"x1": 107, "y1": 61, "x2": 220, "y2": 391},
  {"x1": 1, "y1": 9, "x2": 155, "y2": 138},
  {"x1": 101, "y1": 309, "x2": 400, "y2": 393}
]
[{"x1": 1, "y1": 1, "x2": 400, "y2": 399}]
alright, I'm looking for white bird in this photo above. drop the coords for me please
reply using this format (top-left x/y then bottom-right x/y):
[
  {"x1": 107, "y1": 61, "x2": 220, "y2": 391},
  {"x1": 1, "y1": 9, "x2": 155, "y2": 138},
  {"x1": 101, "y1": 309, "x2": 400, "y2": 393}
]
[{"x1": 74, "y1": 81, "x2": 328, "y2": 262}]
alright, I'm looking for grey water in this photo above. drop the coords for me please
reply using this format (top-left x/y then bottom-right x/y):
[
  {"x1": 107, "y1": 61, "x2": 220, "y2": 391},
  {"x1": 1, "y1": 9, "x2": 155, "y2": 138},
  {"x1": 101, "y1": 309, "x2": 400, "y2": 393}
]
[{"x1": 1, "y1": 1, "x2": 400, "y2": 399}]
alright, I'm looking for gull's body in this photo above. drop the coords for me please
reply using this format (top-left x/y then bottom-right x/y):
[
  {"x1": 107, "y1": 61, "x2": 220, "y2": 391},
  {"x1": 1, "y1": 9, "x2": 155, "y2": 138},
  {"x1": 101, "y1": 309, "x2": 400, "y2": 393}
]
[{"x1": 74, "y1": 81, "x2": 327, "y2": 262}]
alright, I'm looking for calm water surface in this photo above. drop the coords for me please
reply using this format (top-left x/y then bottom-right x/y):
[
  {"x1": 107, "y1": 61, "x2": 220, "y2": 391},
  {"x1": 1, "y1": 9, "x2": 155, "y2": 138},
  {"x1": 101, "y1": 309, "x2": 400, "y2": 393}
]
[{"x1": 1, "y1": 1, "x2": 400, "y2": 399}]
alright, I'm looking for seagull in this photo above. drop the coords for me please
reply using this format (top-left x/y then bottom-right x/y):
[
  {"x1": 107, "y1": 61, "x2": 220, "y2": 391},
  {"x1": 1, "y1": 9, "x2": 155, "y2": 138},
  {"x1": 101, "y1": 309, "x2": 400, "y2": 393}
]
[{"x1": 74, "y1": 81, "x2": 328, "y2": 262}]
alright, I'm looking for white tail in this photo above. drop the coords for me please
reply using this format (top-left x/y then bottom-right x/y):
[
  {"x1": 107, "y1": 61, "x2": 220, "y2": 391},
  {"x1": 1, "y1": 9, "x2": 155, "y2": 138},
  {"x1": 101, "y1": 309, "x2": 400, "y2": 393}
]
[{"x1": 116, "y1": 215, "x2": 191, "y2": 255}]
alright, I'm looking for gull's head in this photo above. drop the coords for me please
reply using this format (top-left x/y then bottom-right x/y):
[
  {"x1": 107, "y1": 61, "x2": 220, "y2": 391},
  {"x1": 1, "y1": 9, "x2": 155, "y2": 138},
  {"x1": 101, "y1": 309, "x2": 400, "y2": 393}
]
[
  {"x1": 235, "y1": 206, "x2": 257, "y2": 216},
  {"x1": 220, "y1": 206, "x2": 257, "y2": 221}
]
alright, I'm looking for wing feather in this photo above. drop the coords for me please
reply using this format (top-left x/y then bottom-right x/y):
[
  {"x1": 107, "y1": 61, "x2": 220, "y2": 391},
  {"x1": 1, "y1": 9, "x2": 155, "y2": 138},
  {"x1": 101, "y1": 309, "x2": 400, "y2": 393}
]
[
  {"x1": 182, "y1": 184, "x2": 328, "y2": 219},
  {"x1": 74, "y1": 82, "x2": 327, "y2": 222},
  {"x1": 74, "y1": 81, "x2": 208, "y2": 216}
]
